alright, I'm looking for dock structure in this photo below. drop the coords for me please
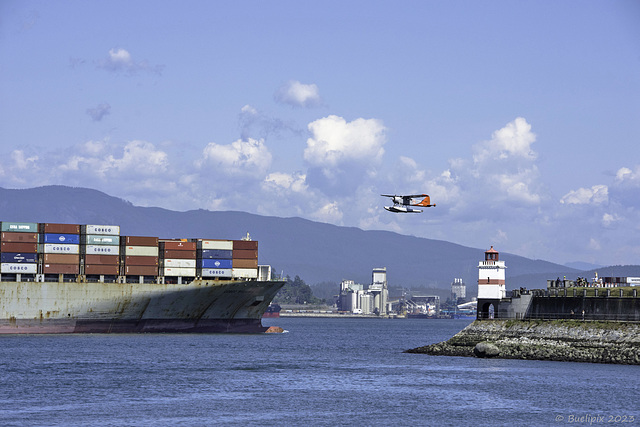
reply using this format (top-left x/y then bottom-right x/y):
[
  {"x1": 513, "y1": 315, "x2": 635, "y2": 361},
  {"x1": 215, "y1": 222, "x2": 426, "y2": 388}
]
[{"x1": 476, "y1": 246, "x2": 640, "y2": 322}]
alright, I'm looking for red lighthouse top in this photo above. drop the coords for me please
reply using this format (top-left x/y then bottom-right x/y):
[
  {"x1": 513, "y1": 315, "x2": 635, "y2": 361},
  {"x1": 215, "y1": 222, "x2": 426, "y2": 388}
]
[{"x1": 485, "y1": 246, "x2": 499, "y2": 261}]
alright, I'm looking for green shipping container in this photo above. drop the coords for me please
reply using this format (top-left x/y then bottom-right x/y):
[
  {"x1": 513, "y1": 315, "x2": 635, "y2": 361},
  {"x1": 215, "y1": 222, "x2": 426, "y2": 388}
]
[{"x1": 0, "y1": 222, "x2": 39, "y2": 233}]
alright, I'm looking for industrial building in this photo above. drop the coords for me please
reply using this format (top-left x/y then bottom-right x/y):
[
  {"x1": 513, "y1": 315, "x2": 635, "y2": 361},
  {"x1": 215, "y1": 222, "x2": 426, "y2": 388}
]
[
  {"x1": 338, "y1": 268, "x2": 388, "y2": 315},
  {"x1": 451, "y1": 278, "x2": 466, "y2": 303}
]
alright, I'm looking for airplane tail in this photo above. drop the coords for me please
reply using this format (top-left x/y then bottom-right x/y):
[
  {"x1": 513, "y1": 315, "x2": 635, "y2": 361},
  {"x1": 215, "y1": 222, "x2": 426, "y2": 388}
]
[{"x1": 413, "y1": 195, "x2": 435, "y2": 207}]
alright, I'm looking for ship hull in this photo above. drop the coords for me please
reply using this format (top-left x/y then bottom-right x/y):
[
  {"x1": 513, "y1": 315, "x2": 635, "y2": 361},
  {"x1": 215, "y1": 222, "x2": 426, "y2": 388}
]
[
  {"x1": 0, "y1": 318, "x2": 266, "y2": 333},
  {"x1": 0, "y1": 278, "x2": 285, "y2": 334}
]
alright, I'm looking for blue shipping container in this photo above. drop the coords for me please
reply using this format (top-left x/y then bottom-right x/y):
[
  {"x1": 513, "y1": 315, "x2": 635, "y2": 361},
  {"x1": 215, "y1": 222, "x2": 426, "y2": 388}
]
[
  {"x1": 0, "y1": 252, "x2": 38, "y2": 263},
  {"x1": 42, "y1": 233, "x2": 80, "y2": 244},
  {"x1": 199, "y1": 249, "x2": 233, "y2": 259},
  {"x1": 199, "y1": 258, "x2": 233, "y2": 269}
]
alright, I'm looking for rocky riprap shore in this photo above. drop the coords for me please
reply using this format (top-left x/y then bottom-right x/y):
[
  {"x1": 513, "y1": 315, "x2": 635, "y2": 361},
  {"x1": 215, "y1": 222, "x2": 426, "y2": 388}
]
[{"x1": 406, "y1": 320, "x2": 640, "y2": 365}]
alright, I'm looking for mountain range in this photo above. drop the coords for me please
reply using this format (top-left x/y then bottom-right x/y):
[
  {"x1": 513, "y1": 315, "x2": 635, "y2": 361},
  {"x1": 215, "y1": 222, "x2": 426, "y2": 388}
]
[{"x1": 2, "y1": 186, "x2": 638, "y2": 295}]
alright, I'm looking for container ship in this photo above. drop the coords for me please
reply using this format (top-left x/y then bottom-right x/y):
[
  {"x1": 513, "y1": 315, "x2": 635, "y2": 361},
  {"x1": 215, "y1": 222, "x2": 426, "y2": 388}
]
[
  {"x1": 0, "y1": 221, "x2": 285, "y2": 333},
  {"x1": 262, "y1": 303, "x2": 281, "y2": 318}
]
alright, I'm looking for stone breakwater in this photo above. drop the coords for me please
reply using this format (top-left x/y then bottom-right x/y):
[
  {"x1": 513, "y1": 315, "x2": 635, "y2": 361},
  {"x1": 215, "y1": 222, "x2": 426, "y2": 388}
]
[{"x1": 405, "y1": 320, "x2": 640, "y2": 365}]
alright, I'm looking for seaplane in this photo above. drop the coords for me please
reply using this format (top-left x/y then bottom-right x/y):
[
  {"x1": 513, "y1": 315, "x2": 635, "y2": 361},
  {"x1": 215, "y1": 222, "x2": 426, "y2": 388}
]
[{"x1": 381, "y1": 194, "x2": 435, "y2": 213}]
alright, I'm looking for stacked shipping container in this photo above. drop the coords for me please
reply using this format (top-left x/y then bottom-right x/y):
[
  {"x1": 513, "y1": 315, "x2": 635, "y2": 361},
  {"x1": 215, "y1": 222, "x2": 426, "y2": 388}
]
[
  {"x1": 195, "y1": 240, "x2": 259, "y2": 279},
  {"x1": 40, "y1": 223, "x2": 81, "y2": 275},
  {"x1": 82, "y1": 225, "x2": 121, "y2": 276},
  {"x1": 232, "y1": 240, "x2": 258, "y2": 279},
  {"x1": 0, "y1": 221, "x2": 261, "y2": 281},
  {"x1": 0, "y1": 222, "x2": 39, "y2": 274},
  {"x1": 161, "y1": 240, "x2": 196, "y2": 277},
  {"x1": 197, "y1": 240, "x2": 233, "y2": 278},
  {"x1": 122, "y1": 236, "x2": 159, "y2": 276}
]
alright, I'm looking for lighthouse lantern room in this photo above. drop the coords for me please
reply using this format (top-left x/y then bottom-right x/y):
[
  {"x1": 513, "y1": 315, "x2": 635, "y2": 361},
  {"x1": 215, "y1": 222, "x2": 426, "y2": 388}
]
[{"x1": 477, "y1": 246, "x2": 506, "y2": 299}]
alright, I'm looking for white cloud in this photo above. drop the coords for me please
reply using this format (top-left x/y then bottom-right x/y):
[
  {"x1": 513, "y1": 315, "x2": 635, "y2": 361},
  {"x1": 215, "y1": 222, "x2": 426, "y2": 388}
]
[
  {"x1": 398, "y1": 156, "x2": 426, "y2": 183},
  {"x1": 394, "y1": 118, "x2": 542, "y2": 222},
  {"x1": 109, "y1": 48, "x2": 131, "y2": 63},
  {"x1": 448, "y1": 117, "x2": 543, "y2": 213},
  {"x1": 304, "y1": 115, "x2": 386, "y2": 168},
  {"x1": 610, "y1": 165, "x2": 640, "y2": 209},
  {"x1": 198, "y1": 138, "x2": 272, "y2": 178},
  {"x1": 495, "y1": 229, "x2": 508, "y2": 243},
  {"x1": 588, "y1": 238, "x2": 601, "y2": 251},
  {"x1": 58, "y1": 140, "x2": 169, "y2": 181},
  {"x1": 311, "y1": 201, "x2": 343, "y2": 223},
  {"x1": 83, "y1": 140, "x2": 107, "y2": 156},
  {"x1": 496, "y1": 170, "x2": 541, "y2": 205},
  {"x1": 473, "y1": 117, "x2": 537, "y2": 163},
  {"x1": 97, "y1": 48, "x2": 163, "y2": 75},
  {"x1": 275, "y1": 80, "x2": 322, "y2": 107},
  {"x1": 264, "y1": 172, "x2": 308, "y2": 193},
  {"x1": 241, "y1": 104, "x2": 258, "y2": 115},
  {"x1": 616, "y1": 167, "x2": 633, "y2": 182},
  {"x1": 560, "y1": 185, "x2": 608, "y2": 205},
  {"x1": 602, "y1": 213, "x2": 620, "y2": 227},
  {"x1": 614, "y1": 166, "x2": 640, "y2": 187},
  {"x1": 11, "y1": 150, "x2": 38, "y2": 170},
  {"x1": 0, "y1": 150, "x2": 41, "y2": 185},
  {"x1": 111, "y1": 140, "x2": 169, "y2": 174}
]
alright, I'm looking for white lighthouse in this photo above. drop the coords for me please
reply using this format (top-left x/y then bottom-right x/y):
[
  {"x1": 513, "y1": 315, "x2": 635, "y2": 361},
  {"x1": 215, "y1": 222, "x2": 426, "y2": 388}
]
[{"x1": 477, "y1": 246, "x2": 506, "y2": 299}]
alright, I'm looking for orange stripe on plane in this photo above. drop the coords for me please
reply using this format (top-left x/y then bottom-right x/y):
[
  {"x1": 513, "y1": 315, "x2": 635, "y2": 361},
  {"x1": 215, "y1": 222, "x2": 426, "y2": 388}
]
[{"x1": 412, "y1": 195, "x2": 435, "y2": 207}]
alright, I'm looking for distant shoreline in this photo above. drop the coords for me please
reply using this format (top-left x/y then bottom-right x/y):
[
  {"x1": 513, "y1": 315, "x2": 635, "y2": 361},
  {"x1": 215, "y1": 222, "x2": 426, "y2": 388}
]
[
  {"x1": 276, "y1": 312, "x2": 474, "y2": 319},
  {"x1": 280, "y1": 312, "x2": 390, "y2": 318}
]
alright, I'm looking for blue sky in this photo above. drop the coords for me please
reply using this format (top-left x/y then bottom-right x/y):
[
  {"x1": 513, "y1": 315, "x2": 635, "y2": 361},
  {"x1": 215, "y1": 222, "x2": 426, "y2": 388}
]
[{"x1": 1, "y1": 0, "x2": 639, "y2": 266}]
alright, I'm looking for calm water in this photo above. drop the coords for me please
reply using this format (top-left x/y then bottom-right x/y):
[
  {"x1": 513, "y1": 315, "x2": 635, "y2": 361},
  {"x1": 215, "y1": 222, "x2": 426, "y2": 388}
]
[{"x1": 0, "y1": 317, "x2": 638, "y2": 426}]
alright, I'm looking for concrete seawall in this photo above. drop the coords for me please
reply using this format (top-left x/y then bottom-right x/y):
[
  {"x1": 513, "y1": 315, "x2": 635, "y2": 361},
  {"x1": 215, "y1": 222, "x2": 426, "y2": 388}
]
[{"x1": 405, "y1": 320, "x2": 640, "y2": 365}]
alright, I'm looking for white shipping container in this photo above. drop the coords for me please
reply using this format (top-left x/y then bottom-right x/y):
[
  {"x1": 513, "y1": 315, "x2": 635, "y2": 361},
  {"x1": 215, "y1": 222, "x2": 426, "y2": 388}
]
[
  {"x1": 43, "y1": 243, "x2": 80, "y2": 254},
  {"x1": 84, "y1": 245, "x2": 121, "y2": 255},
  {"x1": 83, "y1": 224, "x2": 120, "y2": 235},
  {"x1": 197, "y1": 240, "x2": 233, "y2": 250},
  {"x1": 163, "y1": 259, "x2": 196, "y2": 268},
  {"x1": 162, "y1": 267, "x2": 196, "y2": 277},
  {"x1": 1, "y1": 263, "x2": 38, "y2": 274},
  {"x1": 232, "y1": 268, "x2": 258, "y2": 279},
  {"x1": 83, "y1": 235, "x2": 120, "y2": 245},
  {"x1": 125, "y1": 246, "x2": 159, "y2": 256},
  {"x1": 200, "y1": 268, "x2": 233, "y2": 278}
]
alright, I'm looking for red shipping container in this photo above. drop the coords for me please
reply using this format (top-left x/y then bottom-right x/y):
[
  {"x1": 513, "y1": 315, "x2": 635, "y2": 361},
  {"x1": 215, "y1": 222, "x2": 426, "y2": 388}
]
[
  {"x1": 233, "y1": 249, "x2": 258, "y2": 260},
  {"x1": 124, "y1": 236, "x2": 158, "y2": 246},
  {"x1": 0, "y1": 232, "x2": 38, "y2": 243},
  {"x1": 41, "y1": 223, "x2": 80, "y2": 234},
  {"x1": 85, "y1": 264, "x2": 120, "y2": 275},
  {"x1": 232, "y1": 258, "x2": 258, "y2": 269},
  {"x1": 43, "y1": 263, "x2": 79, "y2": 274},
  {"x1": 233, "y1": 240, "x2": 258, "y2": 250},
  {"x1": 43, "y1": 254, "x2": 80, "y2": 264},
  {"x1": 1, "y1": 242, "x2": 37, "y2": 253},
  {"x1": 163, "y1": 250, "x2": 196, "y2": 259},
  {"x1": 161, "y1": 241, "x2": 197, "y2": 251},
  {"x1": 125, "y1": 265, "x2": 158, "y2": 276},
  {"x1": 124, "y1": 256, "x2": 158, "y2": 266},
  {"x1": 84, "y1": 254, "x2": 119, "y2": 265}
]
